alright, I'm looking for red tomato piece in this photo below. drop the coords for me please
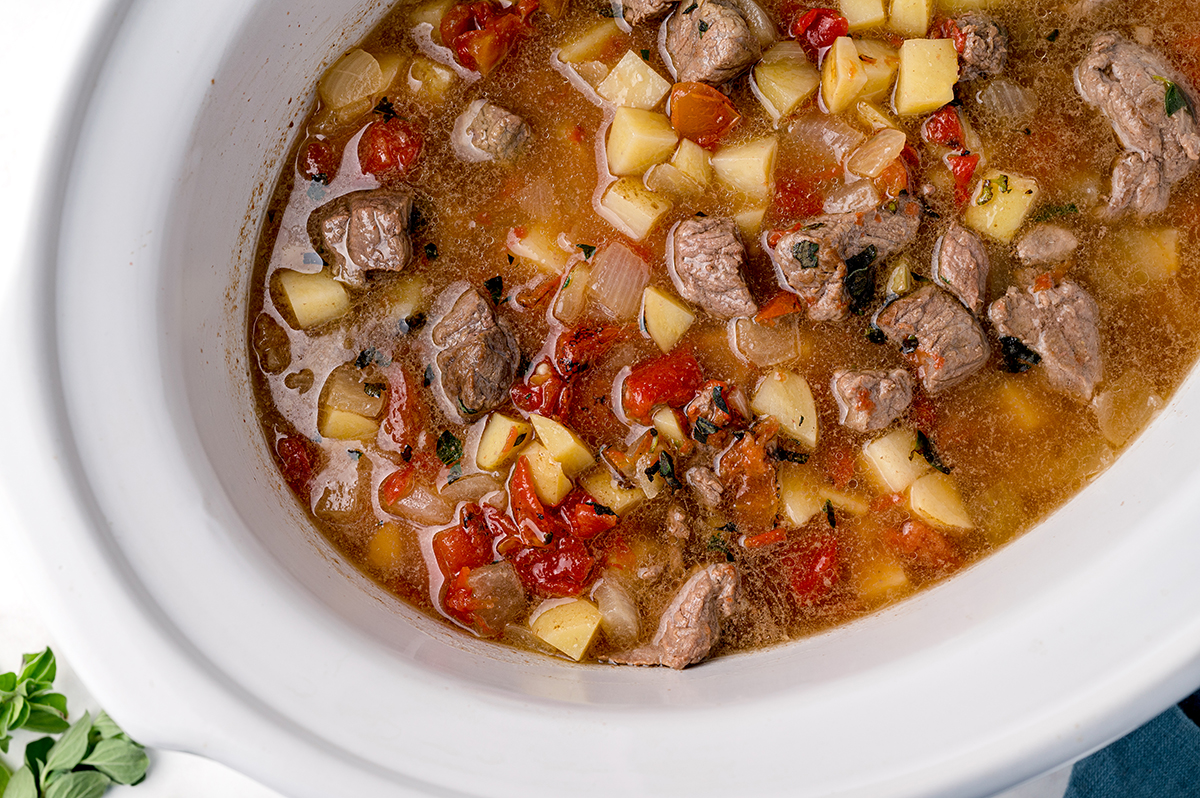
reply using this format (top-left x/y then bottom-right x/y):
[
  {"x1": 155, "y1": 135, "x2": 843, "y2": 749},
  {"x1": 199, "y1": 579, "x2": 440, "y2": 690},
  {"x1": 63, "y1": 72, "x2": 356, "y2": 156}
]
[
  {"x1": 432, "y1": 503, "x2": 497, "y2": 576},
  {"x1": 511, "y1": 359, "x2": 567, "y2": 418},
  {"x1": 442, "y1": 566, "x2": 478, "y2": 626},
  {"x1": 510, "y1": 533, "x2": 596, "y2": 597},
  {"x1": 718, "y1": 420, "x2": 780, "y2": 533},
  {"x1": 554, "y1": 323, "x2": 622, "y2": 379},
  {"x1": 669, "y1": 82, "x2": 743, "y2": 149},
  {"x1": 945, "y1": 152, "x2": 980, "y2": 207},
  {"x1": 276, "y1": 435, "x2": 315, "y2": 499},
  {"x1": 358, "y1": 116, "x2": 424, "y2": 181},
  {"x1": 922, "y1": 106, "x2": 965, "y2": 149},
  {"x1": 559, "y1": 489, "x2": 620, "y2": 539},
  {"x1": 932, "y1": 18, "x2": 968, "y2": 54},
  {"x1": 622, "y1": 349, "x2": 706, "y2": 424},
  {"x1": 440, "y1": 0, "x2": 538, "y2": 75},
  {"x1": 788, "y1": 8, "x2": 849, "y2": 62},
  {"x1": 742, "y1": 527, "x2": 786, "y2": 549},
  {"x1": 754, "y1": 292, "x2": 806, "y2": 327},
  {"x1": 381, "y1": 364, "x2": 429, "y2": 455},
  {"x1": 882, "y1": 520, "x2": 964, "y2": 574},
  {"x1": 781, "y1": 533, "x2": 840, "y2": 605},
  {"x1": 379, "y1": 464, "x2": 416, "y2": 508},
  {"x1": 298, "y1": 136, "x2": 340, "y2": 184},
  {"x1": 509, "y1": 456, "x2": 564, "y2": 545}
]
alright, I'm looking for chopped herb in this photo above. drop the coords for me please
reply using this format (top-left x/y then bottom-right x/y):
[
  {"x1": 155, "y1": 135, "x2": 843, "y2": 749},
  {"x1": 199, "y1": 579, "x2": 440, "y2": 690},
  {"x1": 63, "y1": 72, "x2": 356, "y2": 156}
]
[
  {"x1": 997, "y1": 174, "x2": 1011, "y2": 194},
  {"x1": 803, "y1": 222, "x2": 826, "y2": 231},
  {"x1": 792, "y1": 240, "x2": 820, "y2": 269},
  {"x1": 404, "y1": 312, "x2": 427, "y2": 334},
  {"x1": 843, "y1": 244, "x2": 878, "y2": 315},
  {"x1": 977, "y1": 179, "x2": 995, "y2": 206},
  {"x1": 1000, "y1": 336, "x2": 1042, "y2": 373},
  {"x1": 640, "y1": 48, "x2": 650, "y2": 60},
  {"x1": 598, "y1": 5, "x2": 615, "y2": 16},
  {"x1": 507, "y1": 253, "x2": 514, "y2": 264},
  {"x1": 577, "y1": 243, "x2": 597, "y2": 259},
  {"x1": 348, "y1": 449, "x2": 363, "y2": 461},
  {"x1": 693, "y1": 417, "x2": 719, "y2": 443},
  {"x1": 363, "y1": 382, "x2": 385, "y2": 398},
  {"x1": 1155, "y1": 76, "x2": 1192, "y2": 117},
  {"x1": 866, "y1": 325, "x2": 887, "y2": 345},
  {"x1": 1047, "y1": 28, "x2": 1059, "y2": 42},
  {"x1": 914, "y1": 430, "x2": 951, "y2": 474},
  {"x1": 1023, "y1": 127, "x2": 1032, "y2": 136},
  {"x1": 644, "y1": 461, "x2": 661, "y2": 478},
  {"x1": 436, "y1": 430, "x2": 463, "y2": 465},
  {"x1": 773, "y1": 447, "x2": 809, "y2": 464},
  {"x1": 423, "y1": 364, "x2": 434, "y2": 387},
  {"x1": 698, "y1": 19, "x2": 709, "y2": 33},
  {"x1": 884, "y1": 199, "x2": 899, "y2": 213},
  {"x1": 402, "y1": 444, "x2": 413, "y2": 462},
  {"x1": 446, "y1": 463, "x2": 464, "y2": 483},
  {"x1": 659, "y1": 451, "x2": 682, "y2": 489},
  {"x1": 900, "y1": 334, "x2": 919, "y2": 354},
  {"x1": 514, "y1": 432, "x2": 528, "y2": 447},
  {"x1": 1031, "y1": 203, "x2": 1079, "y2": 223},
  {"x1": 712, "y1": 385, "x2": 731, "y2": 415},
  {"x1": 718, "y1": 523, "x2": 738, "y2": 532},
  {"x1": 373, "y1": 96, "x2": 398, "y2": 121},
  {"x1": 592, "y1": 502, "x2": 617, "y2": 516},
  {"x1": 824, "y1": 500, "x2": 836, "y2": 528},
  {"x1": 683, "y1": 2, "x2": 697, "y2": 12},
  {"x1": 695, "y1": 210, "x2": 708, "y2": 217},
  {"x1": 925, "y1": 208, "x2": 942, "y2": 220},
  {"x1": 708, "y1": 533, "x2": 735, "y2": 562},
  {"x1": 424, "y1": 242, "x2": 439, "y2": 260},
  {"x1": 355, "y1": 347, "x2": 380, "y2": 369},
  {"x1": 484, "y1": 275, "x2": 504, "y2": 305}
]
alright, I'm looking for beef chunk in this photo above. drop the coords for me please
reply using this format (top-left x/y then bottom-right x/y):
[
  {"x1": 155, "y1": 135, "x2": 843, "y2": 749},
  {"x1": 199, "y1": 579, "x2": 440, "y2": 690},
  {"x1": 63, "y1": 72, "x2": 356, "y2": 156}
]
[
  {"x1": 956, "y1": 14, "x2": 1009, "y2": 81},
  {"x1": 802, "y1": 195, "x2": 925, "y2": 264},
  {"x1": 433, "y1": 289, "x2": 521, "y2": 420},
  {"x1": 1074, "y1": 32, "x2": 1200, "y2": 216},
  {"x1": 932, "y1": 222, "x2": 990, "y2": 315},
  {"x1": 666, "y1": 504, "x2": 691, "y2": 539},
  {"x1": 686, "y1": 466, "x2": 724, "y2": 509},
  {"x1": 874, "y1": 286, "x2": 990, "y2": 394},
  {"x1": 466, "y1": 102, "x2": 531, "y2": 163},
  {"x1": 665, "y1": 0, "x2": 761, "y2": 85},
  {"x1": 1016, "y1": 224, "x2": 1080, "y2": 265},
  {"x1": 771, "y1": 229, "x2": 849, "y2": 321},
  {"x1": 608, "y1": 563, "x2": 740, "y2": 669},
  {"x1": 831, "y1": 369, "x2": 914, "y2": 432},
  {"x1": 623, "y1": 0, "x2": 675, "y2": 25},
  {"x1": 307, "y1": 188, "x2": 414, "y2": 287},
  {"x1": 671, "y1": 216, "x2": 757, "y2": 318},
  {"x1": 988, "y1": 278, "x2": 1102, "y2": 401}
]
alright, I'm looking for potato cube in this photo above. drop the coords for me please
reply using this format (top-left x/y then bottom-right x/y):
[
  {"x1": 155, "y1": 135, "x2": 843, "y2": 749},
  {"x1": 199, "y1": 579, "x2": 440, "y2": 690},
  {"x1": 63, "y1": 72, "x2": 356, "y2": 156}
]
[
  {"x1": 531, "y1": 599, "x2": 603, "y2": 660},
  {"x1": 651, "y1": 407, "x2": 690, "y2": 449},
  {"x1": 578, "y1": 468, "x2": 645, "y2": 515},
  {"x1": 821, "y1": 37, "x2": 870, "y2": 115},
  {"x1": 964, "y1": 170, "x2": 1040, "y2": 242},
  {"x1": 855, "y1": 549, "x2": 909, "y2": 604},
  {"x1": 597, "y1": 51, "x2": 672, "y2": 110},
  {"x1": 318, "y1": 408, "x2": 380, "y2": 442},
  {"x1": 318, "y1": 49, "x2": 384, "y2": 111},
  {"x1": 711, "y1": 136, "x2": 778, "y2": 201},
  {"x1": 908, "y1": 472, "x2": 974, "y2": 530},
  {"x1": 530, "y1": 414, "x2": 595, "y2": 475},
  {"x1": 642, "y1": 286, "x2": 696, "y2": 352},
  {"x1": 522, "y1": 443, "x2": 574, "y2": 506},
  {"x1": 606, "y1": 107, "x2": 679, "y2": 176},
  {"x1": 321, "y1": 364, "x2": 386, "y2": 418},
  {"x1": 841, "y1": 0, "x2": 887, "y2": 29},
  {"x1": 857, "y1": 100, "x2": 899, "y2": 131},
  {"x1": 670, "y1": 139, "x2": 714, "y2": 187},
  {"x1": 995, "y1": 378, "x2": 1046, "y2": 432},
  {"x1": 408, "y1": 57, "x2": 457, "y2": 105},
  {"x1": 558, "y1": 19, "x2": 621, "y2": 64},
  {"x1": 855, "y1": 39, "x2": 901, "y2": 101},
  {"x1": 861, "y1": 427, "x2": 931, "y2": 493},
  {"x1": 600, "y1": 178, "x2": 673, "y2": 240},
  {"x1": 507, "y1": 224, "x2": 568, "y2": 273},
  {"x1": 889, "y1": 0, "x2": 933, "y2": 36},
  {"x1": 409, "y1": 0, "x2": 456, "y2": 34},
  {"x1": 779, "y1": 463, "x2": 825, "y2": 527},
  {"x1": 276, "y1": 269, "x2": 351, "y2": 329},
  {"x1": 751, "y1": 370, "x2": 818, "y2": 448},
  {"x1": 644, "y1": 163, "x2": 702, "y2": 197},
  {"x1": 735, "y1": 205, "x2": 767, "y2": 241},
  {"x1": 1112, "y1": 228, "x2": 1180, "y2": 281},
  {"x1": 476, "y1": 413, "x2": 534, "y2": 471},
  {"x1": 893, "y1": 38, "x2": 958, "y2": 115},
  {"x1": 753, "y1": 41, "x2": 821, "y2": 124}
]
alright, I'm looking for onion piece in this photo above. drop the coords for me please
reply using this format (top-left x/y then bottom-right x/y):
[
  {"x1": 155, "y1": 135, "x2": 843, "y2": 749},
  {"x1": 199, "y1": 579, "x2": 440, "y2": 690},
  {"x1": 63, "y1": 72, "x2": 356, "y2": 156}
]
[
  {"x1": 732, "y1": 0, "x2": 777, "y2": 49},
  {"x1": 846, "y1": 128, "x2": 908, "y2": 179},
  {"x1": 590, "y1": 242, "x2": 649, "y2": 320},
  {"x1": 318, "y1": 49, "x2": 384, "y2": 110},
  {"x1": 592, "y1": 576, "x2": 640, "y2": 648},
  {"x1": 975, "y1": 78, "x2": 1036, "y2": 125},
  {"x1": 785, "y1": 112, "x2": 865, "y2": 167},
  {"x1": 823, "y1": 179, "x2": 880, "y2": 214},
  {"x1": 438, "y1": 472, "x2": 503, "y2": 505},
  {"x1": 554, "y1": 262, "x2": 591, "y2": 324},
  {"x1": 387, "y1": 480, "x2": 453, "y2": 525}
]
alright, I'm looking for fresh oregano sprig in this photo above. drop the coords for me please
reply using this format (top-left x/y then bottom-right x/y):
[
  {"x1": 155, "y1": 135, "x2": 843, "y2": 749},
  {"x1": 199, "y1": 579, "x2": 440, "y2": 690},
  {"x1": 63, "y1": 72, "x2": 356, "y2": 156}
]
[
  {"x1": 0, "y1": 649, "x2": 70, "y2": 753},
  {"x1": 4, "y1": 710, "x2": 149, "y2": 798}
]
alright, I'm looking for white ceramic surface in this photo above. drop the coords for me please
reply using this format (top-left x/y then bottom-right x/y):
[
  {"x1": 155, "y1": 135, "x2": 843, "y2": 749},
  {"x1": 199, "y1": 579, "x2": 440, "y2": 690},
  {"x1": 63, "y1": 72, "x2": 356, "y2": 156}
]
[{"x1": 5, "y1": 1, "x2": 1200, "y2": 797}]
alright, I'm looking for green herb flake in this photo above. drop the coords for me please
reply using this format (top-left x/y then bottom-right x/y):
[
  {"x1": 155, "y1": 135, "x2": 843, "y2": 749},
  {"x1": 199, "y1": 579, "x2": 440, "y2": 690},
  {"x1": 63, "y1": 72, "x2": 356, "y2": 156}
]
[
  {"x1": 1030, "y1": 203, "x2": 1079, "y2": 223},
  {"x1": 997, "y1": 174, "x2": 1011, "y2": 194},
  {"x1": 682, "y1": 2, "x2": 697, "y2": 12},
  {"x1": 363, "y1": 382, "x2": 385, "y2": 398},
  {"x1": 698, "y1": 19, "x2": 710, "y2": 33},
  {"x1": 436, "y1": 431, "x2": 464, "y2": 465},
  {"x1": 773, "y1": 448, "x2": 809, "y2": 464},
  {"x1": 347, "y1": 449, "x2": 363, "y2": 461},
  {"x1": 424, "y1": 242, "x2": 439, "y2": 260},
  {"x1": 598, "y1": 5, "x2": 616, "y2": 16},
  {"x1": 659, "y1": 451, "x2": 682, "y2": 489},
  {"x1": 712, "y1": 385, "x2": 731, "y2": 415},
  {"x1": 914, "y1": 430, "x2": 951, "y2": 475},
  {"x1": 1155, "y1": 76, "x2": 1191, "y2": 117},
  {"x1": 577, "y1": 243, "x2": 597, "y2": 259},
  {"x1": 373, "y1": 96, "x2": 398, "y2": 121},
  {"x1": 423, "y1": 364, "x2": 434, "y2": 387},
  {"x1": 640, "y1": 48, "x2": 650, "y2": 60},
  {"x1": 592, "y1": 502, "x2": 617, "y2": 516},
  {"x1": 1000, "y1": 335, "x2": 1042, "y2": 373},
  {"x1": 446, "y1": 463, "x2": 464, "y2": 483},
  {"x1": 355, "y1": 347, "x2": 380, "y2": 369},
  {"x1": 707, "y1": 533, "x2": 735, "y2": 562},
  {"x1": 900, "y1": 334, "x2": 919, "y2": 354},
  {"x1": 484, "y1": 275, "x2": 504, "y2": 305},
  {"x1": 507, "y1": 253, "x2": 515, "y2": 264},
  {"x1": 866, "y1": 325, "x2": 887, "y2": 345},
  {"x1": 976, "y1": 179, "x2": 995, "y2": 206},
  {"x1": 824, "y1": 499, "x2": 836, "y2": 528},
  {"x1": 843, "y1": 244, "x2": 878, "y2": 315},
  {"x1": 792, "y1": 240, "x2": 820, "y2": 270},
  {"x1": 693, "y1": 417, "x2": 719, "y2": 443},
  {"x1": 1047, "y1": 28, "x2": 1059, "y2": 42}
]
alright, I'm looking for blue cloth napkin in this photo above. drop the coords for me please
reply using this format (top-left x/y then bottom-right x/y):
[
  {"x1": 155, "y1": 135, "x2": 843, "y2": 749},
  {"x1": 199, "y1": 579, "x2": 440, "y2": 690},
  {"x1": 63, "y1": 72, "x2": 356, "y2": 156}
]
[{"x1": 1065, "y1": 695, "x2": 1200, "y2": 797}]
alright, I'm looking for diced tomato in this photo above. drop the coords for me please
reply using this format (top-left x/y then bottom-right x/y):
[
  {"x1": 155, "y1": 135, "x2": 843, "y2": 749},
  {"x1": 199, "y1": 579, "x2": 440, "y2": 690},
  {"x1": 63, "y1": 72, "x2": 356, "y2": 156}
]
[
  {"x1": 510, "y1": 532, "x2": 595, "y2": 597},
  {"x1": 432, "y1": 503, "x2": 497, "y2": 576},
  {"x1": 932, "y1": 17, "x2": 968, "y2": 54},
  {"x1": 1033, "y1": 272, "x2": 1055, "y2": 292},
  {"x1": 443, "y1": 566, "x2": 478, "y2": 626},
  {"x1": 718, "y1": 420, "x2": 780, "y2": 533},
  {"x1": 754, "y1": 292, "x2": 805, "y2": 327},
  {"x1": 559, "y1": 489, "x2": 620, "y2": 539},
  {"x1": 773, "y1": 173, "x2": 830, "y2": 221},
  {"x1": 298, "y1": 136, "x2": 340, "y2": 184},
  {"x1": 780, "y1": 533, "x2": 840, "y2": 605},
  {"x1": 382, "y1": 365, "x2": 430, "y2": 456},
  {"x1": 555, "y1": 323, "x2": 622, "y2": 379},
  {"x1": 511, "y1": 358, "x2": 567, "y2": 418},
  {"x1": 669, "y1": 82, "x2": 743, "y2": 149},
  {"x1": 742, "y1": 527, "x2": 786, "y2": 549},
  {"x1": 819, "y1": 440, "x2": 857, "y2": 490},
  {"x1": 869, "y1": 492, "x2": 906, "y2": 513},
  {"x1": 622, "y1": 349, "x2": 706, "y2": 424},
  {"x1": 509, "y1": 457, "x2": 563, "y2": 545},
  {"x1": 788, "y1": 8, "x2": 849, "y2": 62},
  {"x1": 276, "y1": 434, "x2": 315, "y2": 499},
  {"x1": 882, "y1": 520, "x2": 964, "y2": 573},
  {"x1": 358, "y1": 116, "x2": 424, "y2": 182},
  {"x1": 379, "y1": 465, "x2": 416, "y2": 507},
  {"x1": 922, "y1": 106, "x2": 965, "y2": 149},
  {"x1": 945, "y1": 151, "x2": 980, "y2": 207},
  {"x1": 440, "y1": 0, "x2": 538, "y2": 75},
  {"x1": 874, "y1": 159, "x2": 910, "y2": 199}
]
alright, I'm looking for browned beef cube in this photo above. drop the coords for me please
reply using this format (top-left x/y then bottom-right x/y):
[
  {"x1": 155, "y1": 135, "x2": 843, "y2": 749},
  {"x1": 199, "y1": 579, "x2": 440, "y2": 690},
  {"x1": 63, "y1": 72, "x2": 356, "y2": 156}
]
[
  {"x1": 932, "y1": 222, "x2": 990, "y2": 315},
  {"x1": 307, "y1": 188, "x2": 415, "y2": 287},
  {"x1": 466, "y1": 102, "x2": 531, "y2": 163},
  {"x1": 874, "y1": 286, "x2": 990, "y2": 394},
  {"x1": 670, "y1": 216, "x2": 757, "y2": 318},
  {"x1": 665, "y1": 0, "x2": 760, "y2": 85},
  {"x1": 831, "y1": 369, "x2": 914, "y2": 432},
  {"x1": 433, "y1": 289, "x2": 521, "y2": 420},
  {"x1": 771, "y1": 230, "x2": 848, "y2": 321},
  {"x1": 957, "y1": 14, "x2": 1009, "y2": 81},
  {"x1": 623, "y1": 0, "x2": 675, "y2": 25},
  {"x1": 1016, "y1": 224, "x2": 1079, "y2": 265}
]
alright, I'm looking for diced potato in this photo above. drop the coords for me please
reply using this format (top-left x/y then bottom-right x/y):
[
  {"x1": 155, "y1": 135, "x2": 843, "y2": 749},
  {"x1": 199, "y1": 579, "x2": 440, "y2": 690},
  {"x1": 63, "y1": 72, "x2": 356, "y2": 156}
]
[
  {"x1": 857, "y1": 99, "x2": 899, "y2": 130},
  {"x1": 597, "y1": 51, "x2": 672, "y2": 109},
  {"x1": 318, "y1": 364, "x2": 384, "y2": 442},
  {"x1": 1111, "y1": 228, "x2": 1180, "y2": 281},
  {"x1": 995, "y1": 378, "x2": 1047, "y2": 432},
  {"x1": 651, "y1": 407, "x2": 689, "y2": 448},
  {"x1": 711, "y1": 136, "x2": 778, "y2": 201},
  {"x1": 963, "y1": 170, "x2": 1040, "y2": 242},
  {"x1": 893, "y1": 38, "x2": 958, "y2": 116},
  {"x1": 1092, "y1": 370, "x2": 1163, "y2": 448},
  {"x1": 315, "y1": 458, "x2": 370, "y2": 524},
  {"x1": 855, "y1": 39, "x2": 901, "y2": 101},
  {"x1": 884, "y1": 257, "x2": 915, "y2": 296},
  {"x1": 644, "y1": 163, "x2": 702, "y2": 197},
  {"x1": 318, "y1": 49, "x2": 383, "y2": 110},
  {"x1": 476, "y1": 413, "x2": 534, "y2": 471},
  {"x1": 670, "y1": 139, "x2": 714, "y2": 187},
  {"x1": 861, "y1": 427, "x2": 931, "y2": 493},
  {"x1": 908, "y1": 472, "x2": 974, "y2": 530},
  {"x1": 779, "y1": 463, "x2": 825, "y2": 526},
  {"x1": 276, "y1": 269, "x2": 350, "y2": 329},
  {"x1": 734, "y1": 318, "x2": 799, "y2": 367},
  {"x1": 530, "y1": 414, "x2": 595, "y2": 475},
  {"x1": 558, "y1": 19, "x2": 621, "y2": 64},
  {"x1": 376, "y1": 275, "x2": 428, "y2": 328},
  {"x1": 751, "y1": 370, "x2": 818, "y2": 449},
  {"x1": 821, "y1": 37, "x2": 869, "y2": 115},
  {"x1": 735, "y1": 206, "x2": 767, "y2": 241},
  {"x1": 600, "y1": 178, "x2": 673, "y2": 240},
  {"x1": 855, "y1": 549, "x2": 909, "y2": 604},
  {"x1": 841, "y1": 0, "x2": 887, "y2": 29},
  {"x1": 579, "y1": 468, "x2": 645, "y2": 515},
  {"x1": 889, "y1": 0, "x2": 933, "y2": 36},
  {"x1": 642, "y1": 286, "x2": 696, "y2": 352},
  {"x1": 367, "y1": 522, "x2": 408, "y2": 571},
  {"x1": 522, "y1": 442, "x2": 574, "y2": 506},
  {"x1": 554, "y1": 262, "x2": 591, "y2": 324},
  {"x1": 573, "y1": 61, "x2": 611, "y2": 87},
  {"x1": 606, "y1": 107, "x2": 679, "y2": 176},
  {"x1": 508, "y1": 225, "x2": 569, "y2": 273},
  {"x1": 408, "y1": 57, "x2": 457, "y2": 105},
  {"x1": 318, "y1": 408, "x2": 380, "y2": 442},
  {"x1": 753, "y1": 41, "x2": 821, "y2": 124},
  {"x1": 593, "y1": 579, "x2": 640, "y2": 648},
  {"x1": 531, "y1": 599, "x2": 603, "y2": 661}
]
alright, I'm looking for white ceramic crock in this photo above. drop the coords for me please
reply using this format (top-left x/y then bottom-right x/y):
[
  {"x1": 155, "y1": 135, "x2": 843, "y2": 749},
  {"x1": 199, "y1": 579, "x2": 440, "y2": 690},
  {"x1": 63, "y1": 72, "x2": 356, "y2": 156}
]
[{"x1": 6, "y1": 1, "x2": 1200, "y2": 796}]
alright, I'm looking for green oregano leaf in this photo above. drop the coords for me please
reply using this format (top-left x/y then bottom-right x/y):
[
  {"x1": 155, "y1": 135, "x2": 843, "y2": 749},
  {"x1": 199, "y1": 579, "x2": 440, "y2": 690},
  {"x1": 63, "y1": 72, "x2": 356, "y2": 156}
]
[
  {"x1": 825, "y1": 499, "x2": 836, "y2": 528},
  {"x1": 914, "y1": 430, "x2": 952, "y2": 475},
  {"x1": 5, "y1": 766, "x2": 37, "y2": 798},
  {"x1": 81, "y1": 739, "x2": 150, "y2": 785},
  {"x1": 44, "y1": 712, "x2": 93, "y2": 775},
  {"x1": 577, "y1": 243, "x2": 597, "y2": 259},
  {"x1": 437, "y1": 431, "x2": 463, "y2": 465},
  {"x1": 43, "y1": 771, "x2": 112, "y2": 798},
  {"x1": 1155, "y1": 76, "x2": 1191, "y2": 117},
  {"x1": 792, "y1": 240, "x2": 819, "y2": 269}
]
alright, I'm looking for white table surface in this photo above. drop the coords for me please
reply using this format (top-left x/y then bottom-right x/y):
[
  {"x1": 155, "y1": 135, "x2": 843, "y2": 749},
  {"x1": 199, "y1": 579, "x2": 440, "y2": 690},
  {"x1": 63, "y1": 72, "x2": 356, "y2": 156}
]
[{"x1": 0, "y1": 2, "x2": 1073, "y2": 796}]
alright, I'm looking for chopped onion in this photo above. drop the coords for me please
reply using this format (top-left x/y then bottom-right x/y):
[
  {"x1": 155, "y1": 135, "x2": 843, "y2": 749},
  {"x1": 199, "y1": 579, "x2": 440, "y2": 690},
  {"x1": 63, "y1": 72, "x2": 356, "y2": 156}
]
[
  {"x1": 590, "y1": 242, "x2": 649, "y2": 320},
  {"x1": 554, "y1": 262, "x2": 591, "y2": 324},
  {"x1": 975, "y1": 78, "x2": 1036, "y2": 125},
  {"x1": 318, "y1": 49, "x2": 384, "y2": 110},
  {"x1": 785, "y1": 113, "x2": 866, "y2": 167},
  {"x1": 732, "y1": 0, "x2": 777, "y2": 48},
  {"x1": 387, "y1": 480, "x2": 453, "y2": 525},
  {"x1": 823, "y1": 179, "x2": 880, "y2": 214},
  {"x1": 846, "y1": 129, "x2": 908, "y2": 179},
  {"x1": 733, "y1": 317, "x2": 799, "y2": 367},
  {"x1": 592, "y1": 576, "x2": 640, "y2": 648},
  {"x1": 439, "y1": 472, "x2": 503, "y2": 504}
]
